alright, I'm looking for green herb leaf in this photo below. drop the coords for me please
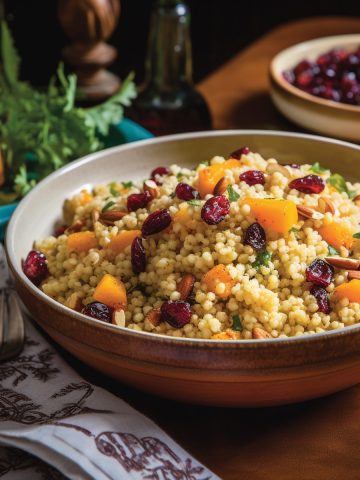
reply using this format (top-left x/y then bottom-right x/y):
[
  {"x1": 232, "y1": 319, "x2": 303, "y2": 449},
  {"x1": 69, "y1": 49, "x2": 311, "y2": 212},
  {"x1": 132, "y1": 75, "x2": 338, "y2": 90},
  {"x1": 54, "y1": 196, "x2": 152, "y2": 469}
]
[
  {"x1": 0, "y1": 20, "x2": 20, "y2": 89},
  {"x1": 109, "y1": 182, "x2": 120, "y2": 197},
  {"x1": 187, "y1": 199, "x2": 201, "y2": 206},
  {"x1": 328, "y1": 245, "x2": 339, "y2": 255},
  {"x1": 227, "y1": 185, "x2": 240, "y2": 202},
  {"x1": 232, "y1": 314, "x2": 243, "y2": 332},
  {"x1": 0, "y1": 22, "x2": 137, "y2": 205},
  {"x1": 169, "y1": 192, "x2": 176, "y2": 198},
  {"x1": 289, "y1": 227, "x2": 300, "y2": 238},
  {"x1": 327, "y1": 174, "x2": 356, "y2": 198},
  {"x1": 13, "y1": 165, "x2": 36, "y2": 196},
  {"x1": 200, "y1": 160, "x2": 209, "y2": 166},
  {"x1": 353, "y1": 233, "x2": 360, "y2": 239},
  {"x1": 252, "y1": 250, "x2": 272, "y2": 269},
  {"x1": 121, "y1": 181, "x2": 133, "y2": 189},
  {"x1": 310, "y1": 162, "x2": 328, "y2": 174},
  {"x1": 176, "y1": 172, "x2": 184, "y2": 180},
  {"x1": 86, "y1": 72, "x2": 137, "y2": 136},
  {"x1": 101, "y1": 201, "x2": 116, "y2": 213}
]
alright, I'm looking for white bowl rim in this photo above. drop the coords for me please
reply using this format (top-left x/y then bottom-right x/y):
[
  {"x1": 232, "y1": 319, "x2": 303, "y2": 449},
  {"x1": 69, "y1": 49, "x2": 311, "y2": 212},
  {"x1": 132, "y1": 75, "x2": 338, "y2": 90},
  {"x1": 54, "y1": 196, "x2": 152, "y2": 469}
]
[
  {"x1": 270, "y1": 33, "x2": 360, "y2": 113},
  {"x1": 6, "y1": 129, "x2": 360, "y2": 347}
]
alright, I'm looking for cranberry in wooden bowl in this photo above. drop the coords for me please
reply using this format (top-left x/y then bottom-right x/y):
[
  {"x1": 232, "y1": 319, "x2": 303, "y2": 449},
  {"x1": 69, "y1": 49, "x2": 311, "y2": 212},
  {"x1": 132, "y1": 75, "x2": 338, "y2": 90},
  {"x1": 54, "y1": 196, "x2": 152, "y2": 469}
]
[{"x1": 270, "y1": 34, "x2": 360, "y2": 142}]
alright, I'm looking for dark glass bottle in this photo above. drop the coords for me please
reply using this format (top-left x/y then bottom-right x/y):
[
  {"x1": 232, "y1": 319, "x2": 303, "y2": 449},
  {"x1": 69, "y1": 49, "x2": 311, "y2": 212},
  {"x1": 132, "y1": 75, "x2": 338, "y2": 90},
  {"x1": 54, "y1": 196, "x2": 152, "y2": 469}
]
[{"x1": 128, "y1": 0, "x2": 212, "y2": 136}]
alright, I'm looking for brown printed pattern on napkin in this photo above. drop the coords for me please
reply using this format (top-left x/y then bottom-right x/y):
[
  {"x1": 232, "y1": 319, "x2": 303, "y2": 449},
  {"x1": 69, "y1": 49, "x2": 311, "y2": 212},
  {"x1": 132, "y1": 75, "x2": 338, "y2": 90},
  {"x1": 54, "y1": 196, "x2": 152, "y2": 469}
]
[{"x1": 0, "y1": 329, "x2": 212, "y2": 480}]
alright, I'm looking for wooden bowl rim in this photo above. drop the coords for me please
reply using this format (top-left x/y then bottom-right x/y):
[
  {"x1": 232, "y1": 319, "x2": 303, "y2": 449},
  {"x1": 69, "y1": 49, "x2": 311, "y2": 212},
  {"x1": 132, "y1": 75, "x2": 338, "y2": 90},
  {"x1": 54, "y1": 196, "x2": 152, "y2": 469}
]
[
  {"x1": 270, "y1": 34, "x2": 360, "y2": 114},
  {"x1": 6, "y1": 129, "x2": 360, "y2": 349}
]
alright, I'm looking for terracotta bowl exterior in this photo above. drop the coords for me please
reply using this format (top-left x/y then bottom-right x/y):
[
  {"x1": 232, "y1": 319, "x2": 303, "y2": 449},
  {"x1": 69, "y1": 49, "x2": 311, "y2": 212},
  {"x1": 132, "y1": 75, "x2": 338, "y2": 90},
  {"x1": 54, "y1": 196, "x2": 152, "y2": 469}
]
[
  {"x1": 6, "y1": 130, "x2": 360, "y2": 407},
  {"x1": 269, "y1": 35, "x2": 360, "y2": 142}
]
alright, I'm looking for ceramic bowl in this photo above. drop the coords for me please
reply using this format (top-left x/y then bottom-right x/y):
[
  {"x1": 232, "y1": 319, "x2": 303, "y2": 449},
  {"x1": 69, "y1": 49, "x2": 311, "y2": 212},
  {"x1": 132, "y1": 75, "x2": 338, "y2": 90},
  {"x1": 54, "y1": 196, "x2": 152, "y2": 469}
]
[
  {"x1": 269, "y1": 35, "x2": 360, "y2": 142},
  {"x1": 6, "y1": 130, "x2": 360, "y2": 407}
]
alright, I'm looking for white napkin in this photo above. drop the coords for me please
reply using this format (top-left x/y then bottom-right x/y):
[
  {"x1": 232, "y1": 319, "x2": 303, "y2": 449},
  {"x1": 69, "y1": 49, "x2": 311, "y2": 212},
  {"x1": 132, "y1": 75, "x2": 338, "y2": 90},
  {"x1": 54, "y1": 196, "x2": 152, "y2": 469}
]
[{"x1": 0, "y1": 246, "x2": 219, "y2": 480}]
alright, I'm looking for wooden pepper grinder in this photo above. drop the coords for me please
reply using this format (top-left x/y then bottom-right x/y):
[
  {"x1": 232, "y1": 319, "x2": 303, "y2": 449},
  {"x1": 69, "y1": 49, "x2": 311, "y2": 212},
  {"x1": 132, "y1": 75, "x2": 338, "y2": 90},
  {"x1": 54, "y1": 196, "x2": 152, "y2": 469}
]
[{"x1": 57, "y1": 0, "x2": 121, "y2": 102}]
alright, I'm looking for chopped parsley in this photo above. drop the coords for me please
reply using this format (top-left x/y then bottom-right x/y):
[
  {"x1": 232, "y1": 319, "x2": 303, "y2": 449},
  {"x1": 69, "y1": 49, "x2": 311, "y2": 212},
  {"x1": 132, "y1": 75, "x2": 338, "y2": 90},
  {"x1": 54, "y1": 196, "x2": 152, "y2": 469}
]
[
  {"x1": 252, "y1": 250, "x2": 272, "y2": 269},
  {"x1": 109, "y1": 182, "x2": 120, "y2": 197},
  {"x1": 101, "y1": 201, "x2": 116, "y2": 213},
  {"x1": 353, "y1": 233, "x2": 360, "y2": 239},
  {"x1": 227, "y1": 185, "x2": 240, "y2": 202},
  {"x1": 310, "y1": 162, "x2": 328, "y2": 174},
  {"x1": 328, "y1": 245, "x2": 339, "y2": 255},
  {"x1": 289, "y1": 227, "x2": 300, "y2": 239},
  {"x1": 327, "y1": 174, "x2": 356, "y2": 198},
  {"x1": 200, "y1": 160, "x2": 209, "y2": 166},
  {"x1": 232, "y1": 314, "x2": 243, "y2": 332},
  {"x1": 187, "y1": 199, "x2": 201, "y2": 206},
  {"x1": 121, "y1": 181, "x2": 133, "y2": 189},
  {"x1": 176, "y1": 172, "x2": 184, "y2": 180}
]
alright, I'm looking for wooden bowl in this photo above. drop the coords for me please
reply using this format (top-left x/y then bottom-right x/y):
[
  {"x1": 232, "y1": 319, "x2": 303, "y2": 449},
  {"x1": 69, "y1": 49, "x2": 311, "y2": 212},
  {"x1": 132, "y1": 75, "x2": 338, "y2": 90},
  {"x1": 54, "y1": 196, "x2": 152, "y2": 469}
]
[
  {"x1": 6, "y1": 130, "x2": 360, "y2": 407},
  {"x1": 269, "y1": 35, "x2": 360, "y2": 142}
]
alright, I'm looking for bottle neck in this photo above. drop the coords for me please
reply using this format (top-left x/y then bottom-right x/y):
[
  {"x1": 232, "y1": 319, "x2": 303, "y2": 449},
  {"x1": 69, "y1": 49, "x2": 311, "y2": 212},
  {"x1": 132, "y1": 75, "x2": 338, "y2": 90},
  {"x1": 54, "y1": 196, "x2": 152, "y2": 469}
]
[{"x1": 144, "y1": 0, "x2": 193, "y2": 92}]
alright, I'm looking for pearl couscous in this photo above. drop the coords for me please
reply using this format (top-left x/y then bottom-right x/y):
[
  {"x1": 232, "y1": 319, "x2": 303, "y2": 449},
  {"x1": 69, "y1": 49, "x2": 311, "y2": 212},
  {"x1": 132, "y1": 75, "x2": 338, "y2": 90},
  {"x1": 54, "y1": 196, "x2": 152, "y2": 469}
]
[{"x1": 26, "y1": 147, "x2": 360, "y2": 340}]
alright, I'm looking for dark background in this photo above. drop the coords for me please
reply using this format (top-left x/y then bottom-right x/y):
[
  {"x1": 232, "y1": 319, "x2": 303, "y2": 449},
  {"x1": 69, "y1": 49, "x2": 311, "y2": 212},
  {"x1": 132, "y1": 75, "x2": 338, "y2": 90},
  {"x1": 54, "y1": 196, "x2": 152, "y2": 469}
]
[{"x1": 3, "y1": 0, "x2": 360, "y2": 88}]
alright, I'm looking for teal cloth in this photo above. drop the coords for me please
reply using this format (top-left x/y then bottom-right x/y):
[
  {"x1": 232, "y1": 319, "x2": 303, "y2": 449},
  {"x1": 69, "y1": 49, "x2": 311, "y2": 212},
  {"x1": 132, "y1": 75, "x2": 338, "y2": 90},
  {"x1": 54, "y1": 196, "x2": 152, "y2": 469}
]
[{"x1": 0, "y1": 118, "x2": 153, "y2": 240}]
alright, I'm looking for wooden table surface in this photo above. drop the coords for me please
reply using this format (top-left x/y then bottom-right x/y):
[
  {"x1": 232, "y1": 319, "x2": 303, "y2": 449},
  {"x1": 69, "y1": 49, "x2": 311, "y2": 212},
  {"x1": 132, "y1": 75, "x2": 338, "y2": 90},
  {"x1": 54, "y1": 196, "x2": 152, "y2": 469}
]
[{"x1": 69, "y1": 16, "x2": 360, "y2": 480}]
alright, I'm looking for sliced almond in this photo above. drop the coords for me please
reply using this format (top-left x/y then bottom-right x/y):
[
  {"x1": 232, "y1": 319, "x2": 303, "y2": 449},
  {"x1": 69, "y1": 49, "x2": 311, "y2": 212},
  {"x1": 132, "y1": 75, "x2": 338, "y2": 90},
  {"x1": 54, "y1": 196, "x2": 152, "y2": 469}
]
[
  {"x1": 65, "y1": 292, "x2": 83, "y2": 312},
  {"x1": 92, "y1": 209, "x2": 100, "y2": 225},
  {"x1": 252, "y1": 327, "x2": 271, "y2": 339},
  {"x1": 266, "y1": 163, "x2": 291, "y2": 179},
  {"x1": 146, "y1": 308, "x2": 162, "y2": 327},
  {"x1": 66, "y1": 219, "x2": 85, "y2": 234},
  {"x1": 212, "y1": 329, "x2": 241, "y2": 340},
  {"x1": 213, "y1": 176, "x2": 229, "y2": 195},
  {"x1": 318, "y1": 197, "x2": 337, "y2": 215},
  {"x1": 296, "y1": 205, "x2": 324, "y2": 220},
  {"x1": 348, "y1": 271, "x2": 360, "y2": 280},
  {"x1": 143, "y1": 179, "x2": 159, "y2": 200},
  {"x1": 325, "y1": 256, "x2": 360, "y2": 270},
  {"x1": 112, "y1": 309, "x2": 126, "y2": 327},
  {"x1": 353, "y1": 194, "x2": 360, "y2": 204},
  {"x1": 177, "y1": 273, "x2": 195, "y2": 301},
  {"x1": 99, "y1": 210, "x2": 127, "y2": 226}
]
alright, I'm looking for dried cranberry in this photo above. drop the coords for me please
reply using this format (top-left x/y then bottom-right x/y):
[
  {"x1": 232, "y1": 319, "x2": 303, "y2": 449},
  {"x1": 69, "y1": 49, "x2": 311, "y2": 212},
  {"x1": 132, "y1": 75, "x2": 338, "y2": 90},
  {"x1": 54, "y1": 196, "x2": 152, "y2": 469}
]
[
  {"x1": 239, "y1": 170, "x2": 265, "y2": 186},
  {"x1": 160, "y1": 300, "x2": 191, "y2": 328},
  {"x1": 150, "y1": 166, "x2": 170, "y2": 185},
  {"x1": 244, "y1": 222, "x2": 266, "y2": 250},
  {"x1": 282, "y1": 70, "x2": 295, "y2": 84},
  {"x1": 127, "y1": 193, "x2": 150, "y2": 212},
  {"x1": 284, "y1": 47, "x2": 360, "y2": 106},
  {"x1": 131, "y1": 237, "x2": 146, "y2": 274},
  {"x1": 288, "y1": 175, "x2": 325, "y2": 194},
  {"x1": 310, "y1": 285, "x2": 331, "y2": 314},
  {"x1": 82, "y1": 302, "x2": 113, "y2": 322},
  {"x1": 294, "y1": 59, "x2": 313, "y2": 77},
  {"x1": 54, "y1": 225, "x2": 67, "y2": 237},
  {"x1": 297, "y1": 70, "x2": 314, "y2": 88},
  {"x1": 306, "y1": 259, "x2": 334, "y2": 287},
  {"x1": 23, "y1": 250, "x2": 49, "y2": 286},
  {"x1": 229, "y1": 146, "x2": 250, "y2": 159},
  {"x1": 175, "y1": 183, "x2": 200, "y2": 201},
  {"x1": 141, "y1": 209, "x2": 172, "y2": 236},
  {"x1": 201, "y1": 195, "x2": 230, "y2": 225}
]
